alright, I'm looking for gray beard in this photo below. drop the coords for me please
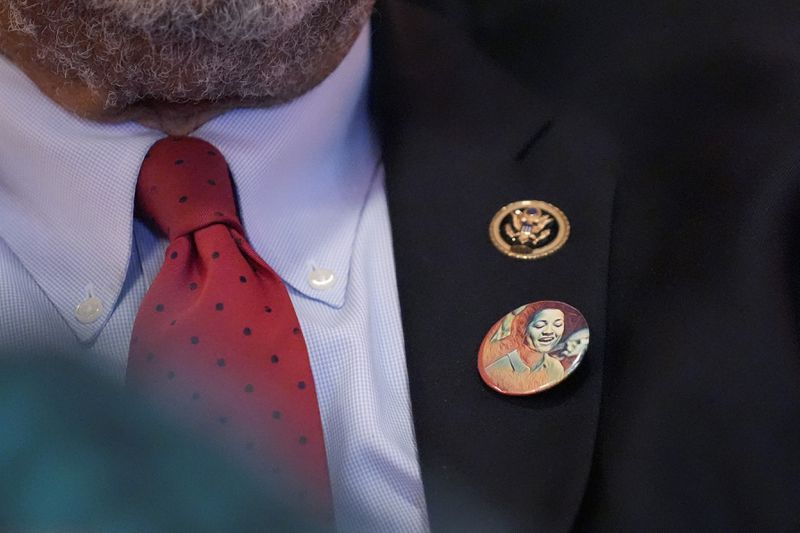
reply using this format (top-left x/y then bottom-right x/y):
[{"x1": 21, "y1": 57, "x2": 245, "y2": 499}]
[{"x1": 4, "y1": 0, "x2": 372, "y2": 108}]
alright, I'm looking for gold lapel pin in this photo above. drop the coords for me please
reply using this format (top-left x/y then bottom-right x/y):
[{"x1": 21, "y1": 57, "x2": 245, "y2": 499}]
[{"x1": 489, "y1": 200, "x2": 570, "y2": 260}]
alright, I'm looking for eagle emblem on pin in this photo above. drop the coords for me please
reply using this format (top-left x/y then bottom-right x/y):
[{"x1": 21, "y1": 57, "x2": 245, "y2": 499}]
[{"x1": 489, "y1": 200, "x2": 570, "y2": 260}]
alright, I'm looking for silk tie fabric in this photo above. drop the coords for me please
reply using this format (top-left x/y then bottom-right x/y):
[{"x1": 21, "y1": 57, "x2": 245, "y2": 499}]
[{"x1": 126, "y1": 137, "x2": 333, "y2": 521}]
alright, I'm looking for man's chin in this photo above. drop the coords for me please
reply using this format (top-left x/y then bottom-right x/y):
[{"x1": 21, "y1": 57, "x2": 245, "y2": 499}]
[
  {"x1": 121, "y1": 98, "x2": 274, "y2": 135},
  {"x1": 2, "y1": 0, "x2": 375, "y2": 134}
]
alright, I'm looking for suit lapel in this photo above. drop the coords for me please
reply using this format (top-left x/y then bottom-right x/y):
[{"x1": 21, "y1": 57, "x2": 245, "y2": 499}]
[{"x1": 372, "y1": 2, "x2": 618, "y2": 531}]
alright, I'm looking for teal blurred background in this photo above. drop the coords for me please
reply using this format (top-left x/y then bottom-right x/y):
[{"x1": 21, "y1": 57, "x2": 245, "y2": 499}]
[{"x1": 0, "y1": 359, "x2": 314, "y2": 532}]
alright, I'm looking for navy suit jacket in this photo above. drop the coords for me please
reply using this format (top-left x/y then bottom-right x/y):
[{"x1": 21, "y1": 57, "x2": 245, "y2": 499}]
[{"x1": 375, "y1": 2, "x2": 800, "y2": 531}]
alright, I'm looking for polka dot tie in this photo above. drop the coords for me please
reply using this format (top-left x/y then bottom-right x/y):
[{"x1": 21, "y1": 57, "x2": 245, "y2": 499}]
[{"x1": 126, "y1": 137, "x2": 333, "y2": 521}]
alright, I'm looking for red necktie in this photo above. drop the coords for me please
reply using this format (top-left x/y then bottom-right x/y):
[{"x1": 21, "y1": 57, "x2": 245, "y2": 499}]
[{"x1": 126, "y1": 137, "x2": 333, "y2": 520}]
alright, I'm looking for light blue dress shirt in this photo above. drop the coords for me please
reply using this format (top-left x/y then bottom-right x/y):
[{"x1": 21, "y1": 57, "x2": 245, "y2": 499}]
[{"x1": 0, "y1": 25, "x2": 429, "y2": 532}]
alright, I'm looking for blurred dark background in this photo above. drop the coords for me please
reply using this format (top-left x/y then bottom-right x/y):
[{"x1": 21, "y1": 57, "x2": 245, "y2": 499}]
[
  {"x1": 411, "y1": 0, "x2": 800, "y2": 124},
  {"x1": 412, "y1": 0, "x2": 614, "y2": 104}
]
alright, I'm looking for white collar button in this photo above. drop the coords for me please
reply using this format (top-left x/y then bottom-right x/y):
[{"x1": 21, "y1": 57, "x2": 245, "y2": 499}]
[
  {"x1": 308, "y1": 267, "x2": 336, "y2": 290},
  {"x1": 75, "y1": 296, "x2": 103, "y2": 324}
]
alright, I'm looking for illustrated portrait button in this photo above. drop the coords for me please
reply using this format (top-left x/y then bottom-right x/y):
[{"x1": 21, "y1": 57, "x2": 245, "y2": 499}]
[
  {"x1": 478, "y1": 301, "x2": 589, "y2": 395},
  {"x1": 489, "y1": 200, "x2": 570, "y2": 260}
]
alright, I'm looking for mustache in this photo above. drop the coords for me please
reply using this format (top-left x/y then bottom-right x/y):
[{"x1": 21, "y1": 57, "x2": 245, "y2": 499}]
[
  {"x1": 14, "y1": 0, "x2": 329, "y2": 43},
  {"x1": 84, "y1": 0, "x2": 327, "y2": 40}
]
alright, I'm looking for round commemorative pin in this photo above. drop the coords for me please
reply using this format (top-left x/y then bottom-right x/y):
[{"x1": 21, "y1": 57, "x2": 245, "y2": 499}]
[{"x1": 478, "y1": 301, "x2": 589, "y2": 395}]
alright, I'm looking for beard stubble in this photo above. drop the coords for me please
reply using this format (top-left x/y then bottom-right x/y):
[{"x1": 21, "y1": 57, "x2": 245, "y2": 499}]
[{"x1": 2, "y1": 0, "x2": 375, "y2": 110}]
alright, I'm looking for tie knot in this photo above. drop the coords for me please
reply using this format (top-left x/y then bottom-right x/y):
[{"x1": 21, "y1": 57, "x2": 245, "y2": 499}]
[{"x1": 136, "y1": 137, "x2": 242, "y2": 239}]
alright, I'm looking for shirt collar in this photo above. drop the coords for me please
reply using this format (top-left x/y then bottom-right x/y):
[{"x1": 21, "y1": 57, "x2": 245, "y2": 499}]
[
  {"x1": 0, "y1": 23, "x2": 376, "y2": 342},
  {"x1": 194, "y1": 23, "x2": 378, "y2": 309}
]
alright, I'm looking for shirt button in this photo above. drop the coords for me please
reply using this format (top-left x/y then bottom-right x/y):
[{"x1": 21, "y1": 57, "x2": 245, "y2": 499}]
[
  {"x1": 75, "y1": 296, "x2": 103, "y2": 324},
  {"x1": 308, "y1": 267, "x2": 336, "y2": 290}
]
